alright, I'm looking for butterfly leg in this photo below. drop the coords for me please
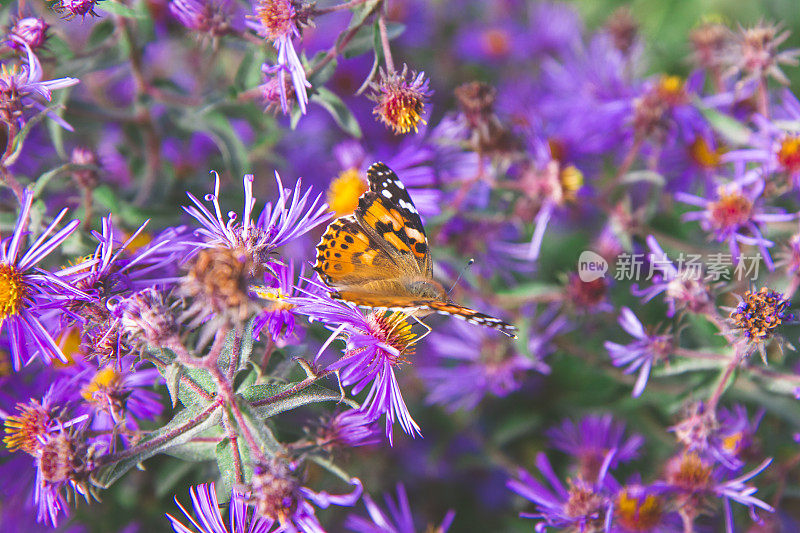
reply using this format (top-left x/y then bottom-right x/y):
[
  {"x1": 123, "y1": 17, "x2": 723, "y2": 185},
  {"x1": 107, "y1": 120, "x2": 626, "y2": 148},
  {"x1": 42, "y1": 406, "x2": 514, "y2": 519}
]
[{"x1": 408, "y1": 312, "x2": 432, "y2": 343}]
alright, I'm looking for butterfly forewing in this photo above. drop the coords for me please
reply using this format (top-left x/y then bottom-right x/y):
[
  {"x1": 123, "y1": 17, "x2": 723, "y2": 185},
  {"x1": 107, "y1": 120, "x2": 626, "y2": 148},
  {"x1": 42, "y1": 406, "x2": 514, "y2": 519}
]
[{"x1": 355, "y1": 162, "x2": 432, "y2": 277}]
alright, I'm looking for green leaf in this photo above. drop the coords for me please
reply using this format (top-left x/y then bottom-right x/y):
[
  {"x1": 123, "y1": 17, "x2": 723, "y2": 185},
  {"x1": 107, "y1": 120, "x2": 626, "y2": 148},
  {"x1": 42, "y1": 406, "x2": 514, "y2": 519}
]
[
  {"x1": 237, "y1": 400, "x2": 283, "y2": 456},
  {"x1": 98, "y1": 1, "x2": 143, "y2": 18},
  {"x1": 653, "y1": 358, "x2": 726, "y2": 377},
  {"x1": 95, "y1": 405, "x2": 222, "y2": 488},
  {"x1": 308, "y1": 51, "x2": 337, "y2": 88},
  {"x1": 697, "y1": 104, "x2": 752, "y2": 146},
  {"x1": 311, "y1": 88, "x2": 362, "y2": 138},
  {"x1": 88, "y1": 19, "x2": 116, "y2": 48},
  {"x1": 162, "y1": 426, "x2": 224, "y2": 462},
  {"x1": 240, "y1": 381, "x2": 343, "y2": 419},
  {"x1": 215, "y1": 436, "x2": 245, "y2": 499}
]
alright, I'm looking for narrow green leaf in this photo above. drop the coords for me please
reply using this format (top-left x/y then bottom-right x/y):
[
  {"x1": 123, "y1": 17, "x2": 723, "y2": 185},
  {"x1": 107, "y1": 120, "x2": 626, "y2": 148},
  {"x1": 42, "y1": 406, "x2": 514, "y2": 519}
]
[
  {"x1": 95, "y1": 405, "x2": 222, "y2": 488},
  {"x1": 88, "y1": 19, "x2": 116, "y2": 48},
  {"x1": 240, "y1": 381, "x2": 343, "y2": 419},
  {"x1": 215, "y1": 437, "x2": 245, "y2": 500},
  {"x1": 653, "y1": 358, "x2": 726, "y2": 377},
  {"x1": 697, "y1": 104, "x2": 752, "y2": 146},
  {"x1": 98, "y1": 1, "x2": 142, "y2": 18},
  {"x1": 237, "y1": 400, "x2": 283, "y2": 456},
  {"x1": 311, "y1": 87, "x2": 362, "y2": 138}
]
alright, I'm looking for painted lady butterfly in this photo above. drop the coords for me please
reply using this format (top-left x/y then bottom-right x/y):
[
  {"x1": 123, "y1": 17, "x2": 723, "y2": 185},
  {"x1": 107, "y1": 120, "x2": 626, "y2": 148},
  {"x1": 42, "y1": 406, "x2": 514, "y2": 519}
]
[{"x1": 313, "y1": 162, "x2": 518, "y2": 338}]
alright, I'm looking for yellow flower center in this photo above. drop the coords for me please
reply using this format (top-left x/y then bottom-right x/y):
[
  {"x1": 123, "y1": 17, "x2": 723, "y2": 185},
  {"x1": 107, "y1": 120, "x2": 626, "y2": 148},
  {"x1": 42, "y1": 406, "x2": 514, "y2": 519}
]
[
  {"x1": 616, "y1": 489, "x2": 663, "y2": 531},
  {"x1": 669, "y1": 452, "x2": 712, "y2": 490},
  {"x1": 4, "y1": 400, "x2": 49, "y2": 454},
  {"x1": 723, "y1": 432, "x2": 744, "y2": 454},
  {"x1": 689, "y1": 136, "x2": 724, "y2": 168},
  {"x1": 126, "y1": 231, "x2": 153, "y2": 253},
  {"x1": 482, "y1": 28, "x2": 511, "y2": 57},
  {"x1": 81, "y1": 366, "x2": 121, "y2": 402},
  {"x1": 657, "y1": 75, "x2": 686, "y2": 105},
  {"x1": 0, "y1": 262, "x2": 27, "y2": 323},
  {"x1": 559, "y1": 165, "x2": 584, "y2": 201},
  {"x1": 777, "y1": 135, "x2": 800, "y2": 173},
  {"x1": 708, "y1": 190, "x2": 753, "y2": 231},
  {"x1": 327, "y1": 168, "x2": 368, "y2": 216},
  {"x1": 366, "y1": 312, "x2": 419, "y2": 361},
  {"x1": 251, "y1": 285, "x2": 295, "y2": 311},
  {"x1": 51, "y1": 329, "x2": 82, "y2": 369}
]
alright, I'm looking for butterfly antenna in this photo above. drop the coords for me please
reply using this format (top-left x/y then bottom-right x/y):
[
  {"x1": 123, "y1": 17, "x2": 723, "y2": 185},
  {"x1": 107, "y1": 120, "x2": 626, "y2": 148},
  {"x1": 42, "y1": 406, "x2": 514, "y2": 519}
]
[{"x1": 447, "y1": 258, "x2": 475, "y2": 296}]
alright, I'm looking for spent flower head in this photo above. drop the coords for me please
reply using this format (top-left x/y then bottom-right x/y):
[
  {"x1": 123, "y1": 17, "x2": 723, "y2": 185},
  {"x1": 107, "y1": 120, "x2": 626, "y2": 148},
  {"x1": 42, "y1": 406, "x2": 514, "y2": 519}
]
[{"x1": 370, "y1": 65, "x2": 432, "y2": 135}]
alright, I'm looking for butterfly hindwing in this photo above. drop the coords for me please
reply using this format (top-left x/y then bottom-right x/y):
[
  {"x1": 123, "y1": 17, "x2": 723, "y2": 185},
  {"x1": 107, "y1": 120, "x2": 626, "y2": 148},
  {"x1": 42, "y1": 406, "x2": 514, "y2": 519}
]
[
  {"x1": 355, "y1": 162, "x2": 431, "y2": 276},
  {"x1": 313, "y1": 215, "x2": 403, "y2": 287}
]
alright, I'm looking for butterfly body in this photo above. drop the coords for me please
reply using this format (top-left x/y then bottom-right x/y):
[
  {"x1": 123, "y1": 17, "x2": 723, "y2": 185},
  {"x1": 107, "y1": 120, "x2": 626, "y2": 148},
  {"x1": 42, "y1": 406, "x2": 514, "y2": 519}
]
[{"x1": 314, "y1": 162, "x2": 518, "y2": 338}]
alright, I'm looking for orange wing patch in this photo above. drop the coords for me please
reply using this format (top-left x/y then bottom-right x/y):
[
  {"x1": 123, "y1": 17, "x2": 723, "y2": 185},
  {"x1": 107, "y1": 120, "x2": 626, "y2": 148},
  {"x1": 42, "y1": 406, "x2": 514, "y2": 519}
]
[
  {"x1": 358, "y1": 196, "x2": 429, "y2": 262},
  {"x1": 313, "y1": 216, "x2": 401, "y2": 287}
]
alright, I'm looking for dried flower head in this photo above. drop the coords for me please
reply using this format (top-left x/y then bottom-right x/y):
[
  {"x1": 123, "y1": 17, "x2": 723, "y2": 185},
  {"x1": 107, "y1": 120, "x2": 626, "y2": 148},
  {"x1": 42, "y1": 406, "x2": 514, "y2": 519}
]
[
  {"x1": 690, "y1": 19, "x2": 731, "y2": 71},
  {"x1": 370, "y1": 65, "x2": 432, "y2": 135},
  {"x1": 724, "y1": 22, "x2": 800, "y2": 86},
  {"x1": 53, "y1": 0, "x2": 102, "y2": 19},
  {"x1": 605, "y1": 7, "x2": 639, "y2": 55}
]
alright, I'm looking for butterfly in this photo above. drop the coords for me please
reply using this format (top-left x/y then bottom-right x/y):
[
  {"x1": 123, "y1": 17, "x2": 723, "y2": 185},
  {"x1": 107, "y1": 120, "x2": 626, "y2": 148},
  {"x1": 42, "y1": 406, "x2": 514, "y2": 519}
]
[{"x1": 313, "y1": 162, "x2": 518, "y2": 338}]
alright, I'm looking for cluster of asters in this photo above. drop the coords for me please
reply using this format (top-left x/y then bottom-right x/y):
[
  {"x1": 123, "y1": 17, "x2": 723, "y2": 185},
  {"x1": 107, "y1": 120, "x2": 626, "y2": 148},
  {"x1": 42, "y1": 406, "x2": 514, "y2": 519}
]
[{"x1": 2, "y1": 0, "x2": 800, "y2": 531}]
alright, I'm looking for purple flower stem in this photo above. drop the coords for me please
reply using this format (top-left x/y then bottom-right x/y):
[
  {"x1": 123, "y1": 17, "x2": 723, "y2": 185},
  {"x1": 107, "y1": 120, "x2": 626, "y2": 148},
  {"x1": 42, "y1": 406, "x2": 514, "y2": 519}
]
[
  {"x1": 378, "y1": 13, "x2": 395, "y2": 72},
  {"x1": 307, "y1": 13, "x2": 376, "y2": 78},
  {"x1": 312, "y1": 0, "x2": 370, "y2": 16},
  {"x1": 707, "y1": 344, "x2": 747, "y2": 414}
]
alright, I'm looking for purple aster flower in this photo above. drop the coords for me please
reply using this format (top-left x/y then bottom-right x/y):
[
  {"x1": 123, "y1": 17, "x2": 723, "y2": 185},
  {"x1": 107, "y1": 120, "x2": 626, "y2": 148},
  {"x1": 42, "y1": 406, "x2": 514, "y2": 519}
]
[
  {"x1": 662, "y1": 452, "x2": 774, "y2": 531},
  {"x1": 169, "y1": 0, "x2": 245, "y2": 38},
  {"x1": 632, "y1": 235, "x2": 713, "y2": 317},
  {"x1": 709, "y1": 405, "x2": 764, "y2": 471},
  {"x1": 184, "y1": 171, "x2": 330, "y2": 266},
  {"x1": 528, "y1": 2, "x2": 583, "y2": 57},
  {"x1": 167, "y1": 482, "x2": 276, "y2": 533},
  {"x1": 675, "y1": 170, "x2": 797, "y2": 270},
  {"x1": 724, "y1": 90, "x2": 800, "y2": 189},
  {"x1": 510, "y1": 137, "x2": 586, "y2": 261},
  {"x1": 345, "y1": 483, "x2": 455, "y2": 533},
  {"x1": 0, "y1": 189, "x2": 87, "y2": 370},
  {"x1": 6, "y1": 17, "x2": 50, "y2": 52},
  {"x1": 547, "y1": 414, "x2": 644, "y2": 480},
  {"x1": 507, "y1": 452, "x2": 614, "y2": 532},
  {"x1": 604, "y1": 307, "x2": 673, "y2": 398},
  {"x1": 249, "y1": 0, "x2": 310, "y2": 114},
  {"x1": 292, "y1": 289, "x2": 421, "y2": 445},
  {"x1": 0, "y1": 43, "x2": 79, "y2": 130},
  {"x1": 66, "y1": 355, "x2": 163, "y2": 448},
  {"x1": 312, "y1": 409, "x2": 382, "y2": 450},
  {"x1": 3, "y1": 385, "x2": 97, "y2": 527},
  {"x1": 420, "y1": 316, "x2": 548, "y2": 412}
]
